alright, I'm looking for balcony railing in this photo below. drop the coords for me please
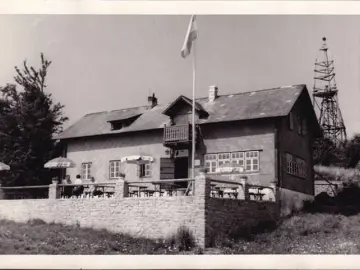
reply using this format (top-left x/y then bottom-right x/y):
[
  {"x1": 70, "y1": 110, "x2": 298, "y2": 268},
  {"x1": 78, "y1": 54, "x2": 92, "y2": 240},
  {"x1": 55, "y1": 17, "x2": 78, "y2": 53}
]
[{"x1": 163, "y1": 124, "x2": 192, "y2": 145}]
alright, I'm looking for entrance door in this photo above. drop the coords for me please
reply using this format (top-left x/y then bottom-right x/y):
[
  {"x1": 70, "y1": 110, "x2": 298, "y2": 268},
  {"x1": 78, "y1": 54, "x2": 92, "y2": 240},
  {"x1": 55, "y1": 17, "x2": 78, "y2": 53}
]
[{"x1": 175, "y1": 157, "x2": 188, "y2": 188}]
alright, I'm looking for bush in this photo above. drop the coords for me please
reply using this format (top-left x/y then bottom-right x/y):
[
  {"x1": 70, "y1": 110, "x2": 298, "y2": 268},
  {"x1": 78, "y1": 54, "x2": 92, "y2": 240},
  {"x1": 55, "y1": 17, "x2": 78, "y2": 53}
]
[
  {"x1": 27, "y1": 219, "x2": 47, "y2": 226},
  {"x1": 166, "y1": 226, "x2": 196, "y2": 252}
]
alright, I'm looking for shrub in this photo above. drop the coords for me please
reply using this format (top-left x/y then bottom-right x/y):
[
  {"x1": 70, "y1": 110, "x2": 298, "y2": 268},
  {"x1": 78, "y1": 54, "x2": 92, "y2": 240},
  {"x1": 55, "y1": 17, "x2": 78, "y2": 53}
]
[
  {"x1": 166, "y1": 226, "x2": 196, "y2": 251},
  {"x1": 27, "y1": 219, "x2": 46, "y2": 226}
]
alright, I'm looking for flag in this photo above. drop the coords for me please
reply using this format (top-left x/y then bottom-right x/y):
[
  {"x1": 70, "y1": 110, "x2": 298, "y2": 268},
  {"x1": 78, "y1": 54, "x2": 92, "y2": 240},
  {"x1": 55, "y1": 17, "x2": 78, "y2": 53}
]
[{"x1": 181, "y1": 15, "x2": 198, "y2": 59}]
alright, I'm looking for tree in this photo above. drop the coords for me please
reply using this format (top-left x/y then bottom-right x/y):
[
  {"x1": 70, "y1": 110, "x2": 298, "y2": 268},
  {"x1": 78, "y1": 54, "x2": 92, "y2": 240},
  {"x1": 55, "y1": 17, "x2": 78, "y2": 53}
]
[
  {"x1": 0, "y1": 54, "x2": 68, "y2": 186},
  {"x1": 313, "y1": 137, "x2": 346, "y2": 167},
  {"x1": 345, "y1": 134, "x2": 360, "y2": 168}
]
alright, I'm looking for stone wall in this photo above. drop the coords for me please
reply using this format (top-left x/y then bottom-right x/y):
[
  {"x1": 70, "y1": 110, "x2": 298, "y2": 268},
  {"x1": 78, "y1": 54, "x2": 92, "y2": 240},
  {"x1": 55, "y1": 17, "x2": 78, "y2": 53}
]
[
  {"x1": 0, "y1": 174, "x2": 280, "y2": 248},
  {"x1": 205, "y1": 198, "x2": 279, "y2": 246},
  {"x1": 0, "y1": 196, "x2": 206, "y2": 245}
]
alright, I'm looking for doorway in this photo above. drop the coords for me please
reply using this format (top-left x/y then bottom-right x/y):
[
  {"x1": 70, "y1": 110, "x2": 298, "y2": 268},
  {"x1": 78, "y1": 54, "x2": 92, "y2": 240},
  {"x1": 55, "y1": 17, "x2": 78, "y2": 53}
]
[{"x1": 174, "y1": 157, "x2": 188, "y2": 188}]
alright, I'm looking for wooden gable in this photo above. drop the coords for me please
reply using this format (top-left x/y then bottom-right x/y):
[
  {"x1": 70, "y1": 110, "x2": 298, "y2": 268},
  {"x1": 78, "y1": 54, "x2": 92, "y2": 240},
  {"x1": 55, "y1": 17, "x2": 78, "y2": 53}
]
[{"x1": 162, "y1": 95, "x2": 209, "y2": 119}]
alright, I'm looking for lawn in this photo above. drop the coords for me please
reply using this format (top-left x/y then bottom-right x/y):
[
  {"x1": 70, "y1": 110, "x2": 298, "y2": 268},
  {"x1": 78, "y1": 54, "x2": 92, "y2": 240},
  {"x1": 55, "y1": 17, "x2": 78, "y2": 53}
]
[
  {"x1": 210, "y1": 213, "x2": 360, "y2": 254},
  {"x1": 1, "y1": 213, "x2": 360, "y2": 254},
  {"x1": 0, "y1": 219, "x2": 184, "y2": 254}
]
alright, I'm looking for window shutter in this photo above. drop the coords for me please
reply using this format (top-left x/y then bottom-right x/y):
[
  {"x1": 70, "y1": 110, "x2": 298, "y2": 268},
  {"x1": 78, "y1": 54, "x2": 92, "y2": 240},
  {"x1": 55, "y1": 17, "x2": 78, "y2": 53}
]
[
  {"x1": 289, "y1": 112, "x2": 294, "y2": 130},
  {"x1": 160, "y1": 158, "x2": 175, "y2": 179},
  {"x1": 137, "y1": 164, "x2": 141, "y2": 177}
]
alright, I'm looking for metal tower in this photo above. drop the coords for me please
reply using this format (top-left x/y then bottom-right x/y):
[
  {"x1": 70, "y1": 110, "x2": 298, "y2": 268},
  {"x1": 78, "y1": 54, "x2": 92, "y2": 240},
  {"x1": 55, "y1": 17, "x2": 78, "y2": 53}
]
[{"x1": 313, "y1": 37, "x2": 347, "y2": 144}]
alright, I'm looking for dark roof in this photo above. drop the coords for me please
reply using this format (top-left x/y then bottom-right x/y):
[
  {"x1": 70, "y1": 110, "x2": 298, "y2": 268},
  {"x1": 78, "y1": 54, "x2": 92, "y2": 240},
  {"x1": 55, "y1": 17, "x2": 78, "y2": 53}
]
[{"x1": 56, "y1": 84, "x2": 312, "y2": 140}]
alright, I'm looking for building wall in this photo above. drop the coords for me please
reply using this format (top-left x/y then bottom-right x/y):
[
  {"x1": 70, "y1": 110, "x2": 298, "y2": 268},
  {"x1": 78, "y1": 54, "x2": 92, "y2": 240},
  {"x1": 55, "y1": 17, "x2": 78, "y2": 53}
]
[
  {"x1": 201, "y1": 120, "x2": 276, "y2": 186},
  {"x1": 65, "y1": 120, "x2": 277, "y2": 187},
  {"x1": 65, "y1": 130, "x2": 166, "y2": 183},
  {"x1": 277, "y1": 96, "x2": 315, "y2": 196}
]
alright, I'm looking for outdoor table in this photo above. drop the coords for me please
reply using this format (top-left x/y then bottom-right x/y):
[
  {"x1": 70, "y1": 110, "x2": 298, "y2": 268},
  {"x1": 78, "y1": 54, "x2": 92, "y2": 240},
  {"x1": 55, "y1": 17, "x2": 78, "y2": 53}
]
[
  {"x1": 143, "y1": 189, "x2": 155, "y2": 197},
  {"x1": 128, "y1": 184, "x2": 148, "y2": 197},
  {"x1": 249, "y1": 187, "x2": 265, "y2": 201},
  {"x1": 212, "y1": 186, "x2": 224, "y2": 198},
  {"x1": 161, "y1": 183, "x2": 182, "y2": 196},
  {"x1": 175, "y1": 188, "x2": 187, "y2": 196},
  {"x1": 151, "y1": 181, "x2": 180, "y2": 197},
  {"x1": 223, "y1": 189, "x2": 238, "y2": 199}
]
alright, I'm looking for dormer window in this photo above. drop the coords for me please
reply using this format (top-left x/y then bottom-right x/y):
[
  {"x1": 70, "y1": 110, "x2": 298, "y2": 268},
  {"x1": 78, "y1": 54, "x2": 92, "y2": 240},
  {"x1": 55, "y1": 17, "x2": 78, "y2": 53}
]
[
  {"x1": 110, "y1": 119, "x2": 134, "y2": 131},
  {"x1": 107, "y1": 111, "x2": 144, "y2": 131}
]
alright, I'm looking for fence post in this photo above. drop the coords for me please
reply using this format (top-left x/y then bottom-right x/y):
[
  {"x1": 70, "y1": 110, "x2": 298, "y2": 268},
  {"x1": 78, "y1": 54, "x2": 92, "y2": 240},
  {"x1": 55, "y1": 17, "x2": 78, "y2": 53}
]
[
  {"x1": 194, "y1": 172, "x2": 210, "y2": 197},
  {"x1": 240, "y1": 176, "x2": 249, "y2": 200},
  {"x1": 49, "y1": 180, "x2": 60, "y2": 199},
  {"x1": 114, "y1": 178, "x2": 128, "y2": 198}
]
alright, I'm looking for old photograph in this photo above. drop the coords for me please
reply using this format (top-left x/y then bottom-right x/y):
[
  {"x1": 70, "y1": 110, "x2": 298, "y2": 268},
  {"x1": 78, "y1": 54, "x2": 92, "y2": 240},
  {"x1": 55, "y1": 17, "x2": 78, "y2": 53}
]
[{"x1": 0, "y1": 12, "x2": 359, "y2": 258}]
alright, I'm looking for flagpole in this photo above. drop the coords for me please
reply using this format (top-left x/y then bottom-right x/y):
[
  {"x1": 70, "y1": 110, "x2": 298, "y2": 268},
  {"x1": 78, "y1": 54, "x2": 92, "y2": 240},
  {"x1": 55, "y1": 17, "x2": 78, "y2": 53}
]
[{"x1": 191, "y1": 35, "x2": 196, "y2": 180}]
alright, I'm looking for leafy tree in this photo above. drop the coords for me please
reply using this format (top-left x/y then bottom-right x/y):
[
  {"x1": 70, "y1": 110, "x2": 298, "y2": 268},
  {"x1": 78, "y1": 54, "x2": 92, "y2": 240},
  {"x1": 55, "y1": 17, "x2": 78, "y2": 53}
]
[
  {"x1": 0, "y1": 54, "x2": 68, "y2": 186},
  {"x1": 313, "y1": 137, "x2": 343, "y2": 166},
  {"x1": 345, "y1": 134, "x2": 360, "y2": 168}
]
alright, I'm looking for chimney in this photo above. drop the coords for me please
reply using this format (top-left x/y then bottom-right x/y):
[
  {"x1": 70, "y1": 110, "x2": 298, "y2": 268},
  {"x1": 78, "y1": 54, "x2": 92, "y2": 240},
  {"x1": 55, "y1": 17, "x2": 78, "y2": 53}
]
[
  {"x1": 148, "y1": 93, "x2": 158, "y2": 108},
  {"x1": 208, "y1": 85, "x2": 218, "y2": 102}
]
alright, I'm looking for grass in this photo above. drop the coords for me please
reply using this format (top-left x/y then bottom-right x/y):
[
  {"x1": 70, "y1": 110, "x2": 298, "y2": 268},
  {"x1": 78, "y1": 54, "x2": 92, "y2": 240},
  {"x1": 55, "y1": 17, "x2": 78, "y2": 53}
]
[
  {"x1": 2, "y1": 213, "x2": 360, "y2": 254},
  {"x1": 0, "y1": 219, "x2": 197, "y2": 254},
  {"x1": 210, "y1": 213, "x2": 360, "y2": 254}
]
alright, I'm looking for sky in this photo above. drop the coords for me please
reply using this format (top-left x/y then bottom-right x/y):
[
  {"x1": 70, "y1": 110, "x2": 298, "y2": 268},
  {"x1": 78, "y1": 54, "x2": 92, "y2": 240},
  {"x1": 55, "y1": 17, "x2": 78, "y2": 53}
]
[{"x1": 0, "y1": 15, "x2": 359, "y2": 137}]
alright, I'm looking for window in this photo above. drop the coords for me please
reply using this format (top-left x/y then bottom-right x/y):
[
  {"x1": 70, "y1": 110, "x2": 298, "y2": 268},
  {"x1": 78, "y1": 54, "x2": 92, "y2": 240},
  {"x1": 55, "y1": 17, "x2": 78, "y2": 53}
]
[
  {"x1": 245, "y1": 151, "x2": 259, "y2": 172},
  {"x1": 231, "y1": 152, "x2": 244, "y2": 168},
  {"x1": 217, "y1": 153, "x2": 230, "y2": 167},
  {"x1": 81, "y1": 163, "x2": 92, "y2": 180},
  {"x1": 109, "y1": 160, "x2": 122, "y2": 179},
  {"x1": 204, "y1": 150, "x2": 260, "y2": 173},
  {"x1": 138, "y1": 163, "x2": 152, "y2": 178},
  {"x1": 286, "y1": 153, "x2": 306, "y2": 178},
  {"x1": 205, "y1": 154, "x2": 217, "y2": 173}
]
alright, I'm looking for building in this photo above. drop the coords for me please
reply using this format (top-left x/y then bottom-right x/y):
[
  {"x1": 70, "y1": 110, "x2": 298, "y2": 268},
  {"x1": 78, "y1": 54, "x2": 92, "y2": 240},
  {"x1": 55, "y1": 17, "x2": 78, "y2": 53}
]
[{"x1": 56, "y1": 84, "x2": 321, "y2": 209}]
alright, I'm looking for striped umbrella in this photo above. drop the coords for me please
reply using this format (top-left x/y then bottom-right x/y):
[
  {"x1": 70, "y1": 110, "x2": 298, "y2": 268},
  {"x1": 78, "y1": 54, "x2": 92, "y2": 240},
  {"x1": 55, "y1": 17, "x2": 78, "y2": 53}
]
[
  {"x1": 0, "y1": 162, "x2": 10, "y2": 171},
  {"x1": 215, "y1": 162, "x2": 244, "y2": 174},
  {"x1": 44, "y1": 157, "x2": 76, "y2": 169},
  {"x1": 120, "y1": 155, "x2": 155, "y2": 165}
]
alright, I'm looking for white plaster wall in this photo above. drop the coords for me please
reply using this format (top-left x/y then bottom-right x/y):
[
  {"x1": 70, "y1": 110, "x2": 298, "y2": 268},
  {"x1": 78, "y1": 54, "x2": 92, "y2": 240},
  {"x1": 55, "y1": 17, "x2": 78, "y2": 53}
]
[{"x1": 65, "y1": 131, "x2": 167, "y2": 183}]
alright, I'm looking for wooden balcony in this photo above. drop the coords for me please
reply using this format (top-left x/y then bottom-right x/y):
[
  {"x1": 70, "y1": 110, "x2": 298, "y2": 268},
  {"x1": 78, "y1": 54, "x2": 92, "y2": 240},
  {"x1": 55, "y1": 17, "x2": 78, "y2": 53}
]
[{"x1": 163, "y1": 124, "x2": 194, "y2": 148}]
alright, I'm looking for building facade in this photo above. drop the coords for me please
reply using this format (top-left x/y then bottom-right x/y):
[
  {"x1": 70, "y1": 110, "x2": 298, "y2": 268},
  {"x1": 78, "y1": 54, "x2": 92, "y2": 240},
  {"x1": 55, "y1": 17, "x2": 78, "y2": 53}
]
[{"x1": 56, "y1": 84, "x2": 321, "y2": 211}]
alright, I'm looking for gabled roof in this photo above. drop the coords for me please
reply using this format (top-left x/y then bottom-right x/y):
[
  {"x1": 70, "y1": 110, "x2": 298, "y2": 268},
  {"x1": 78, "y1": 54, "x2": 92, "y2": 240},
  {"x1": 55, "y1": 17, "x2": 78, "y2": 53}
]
[
  {"x1": 163, "y1": 95, "x2": 209, "y2": 118},
  {"x1": 56, "y1": 84, "x2": 315, "y2": 140}
]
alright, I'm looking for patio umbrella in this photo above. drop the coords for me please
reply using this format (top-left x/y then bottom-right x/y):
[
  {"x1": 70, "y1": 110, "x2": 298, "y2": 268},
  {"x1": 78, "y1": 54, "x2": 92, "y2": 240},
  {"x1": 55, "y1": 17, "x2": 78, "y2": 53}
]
[
  {"x1": 44, "y1": 157, "x2": 76, "y2": 183},
  {"x1": 44, "y1": 157, "x2": 76, "y2": 168},
  {"x1": 0, "y1": 162, "x2": 10, "y2": 171},
  {"x1": 120, "y1": 155, "x2": 155, "y2": 165}
]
